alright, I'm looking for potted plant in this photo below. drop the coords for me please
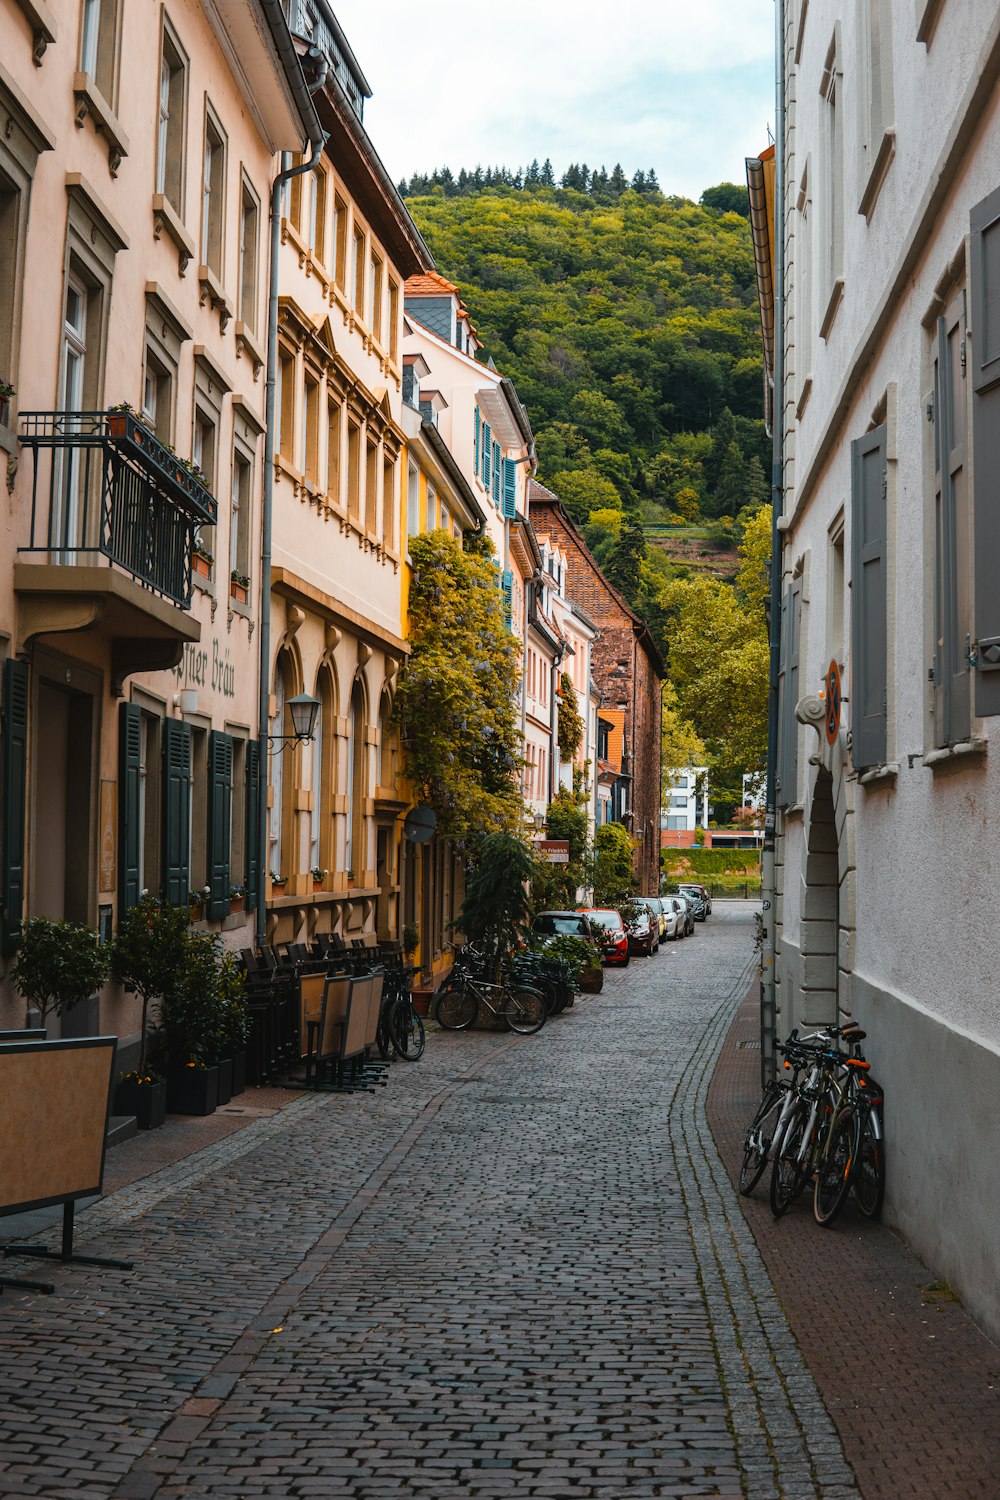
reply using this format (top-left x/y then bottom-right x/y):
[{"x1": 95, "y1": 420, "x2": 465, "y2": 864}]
[
  {"x1": 110, "y1": 895, "x2": 189, "y2": 1128},
  {"x1": 0, "y1": 379, "x2": 15, "y2": 427},
  {"x1": 402, "y1": 923, "x2": 419, "y2": 960},
  {"x1": 9, "y1": 917, "x2": 110, "y2": 1037},
  {"x1": 188, "y1": 885, "x2": 210, "y2": 922},
  {"x1": 193, "y1": 542, "x2": 213, "y2": 580},
  {"x1": 216, "y1": 951, "x2": 249, "y2": 1098},
  {"x1": 269, "y1": 871, "x2": 286, "y2": 896},
  {"x1": 158, "y1": 929, "x2": 224, "y2": 1115},
  {"x1": 229, "y1": 884, "x2": 246, "y2": 913},
  {"x1": 230, "y1": 569, "x2": 250, "y2": 604},
  {"x1": 311, "y1": 866, "x2": 328, "y2": 892},
  {"x1": 544, "y1": 932, "x2": 603, "y2": 995}
]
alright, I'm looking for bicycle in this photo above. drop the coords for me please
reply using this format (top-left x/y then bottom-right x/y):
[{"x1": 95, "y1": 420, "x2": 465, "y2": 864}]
[
  {"x1": 738, "y1": 1030, "x2": 818, "y2": 1195},
  {"x1": 812, "y1": 1057, "x2": 885, "y2": 1226},
  {"x1": 433, "y1": 949, "x2": 546, "y2": 1036},
  {"x1": 376, "y1": 962, "x2": 425, "y2": 1061},
  {"x1": 769, "y1": 1023, "x2": 868, "y2": 1218}
]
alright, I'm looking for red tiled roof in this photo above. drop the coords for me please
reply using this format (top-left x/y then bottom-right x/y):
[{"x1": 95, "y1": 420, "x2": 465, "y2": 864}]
[{"x1": 405, "y1": 270, "x2": 460, "y2": 298}]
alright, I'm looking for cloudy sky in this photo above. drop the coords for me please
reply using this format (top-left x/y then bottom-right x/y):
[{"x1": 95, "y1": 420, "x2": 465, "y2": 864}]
[{"x1": 334, "y1": 0, "x2": 776, "y2": 201}]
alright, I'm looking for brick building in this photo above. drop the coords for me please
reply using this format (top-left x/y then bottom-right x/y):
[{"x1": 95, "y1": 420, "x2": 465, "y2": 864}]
[{"x1": 529, "y1": 482, "x2": 663, "y2": 893}]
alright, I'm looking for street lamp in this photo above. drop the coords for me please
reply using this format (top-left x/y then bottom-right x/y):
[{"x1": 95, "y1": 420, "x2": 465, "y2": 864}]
[{"x1": 268, "y1": 692, "x2": 320, "y2": 748}]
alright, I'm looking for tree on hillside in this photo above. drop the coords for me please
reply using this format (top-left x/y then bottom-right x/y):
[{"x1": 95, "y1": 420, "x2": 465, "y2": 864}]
[
  {"x1": 547, "y1": 468, "x2": 622, "y2": 521},
  {"x1": 661, "y1": 681, "x2": 706, "y2": 801},
  {"x1": 700, "y1": 182, "x2": 751, "y2": 217},
  {"x1": 604, "y1": 514, "x2": 647, "y2": 606}
]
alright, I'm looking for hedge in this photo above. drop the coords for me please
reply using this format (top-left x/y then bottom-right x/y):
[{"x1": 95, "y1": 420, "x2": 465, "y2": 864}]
[{"x1": 662, "y1": 848, "x2": 761, "y2": 876}]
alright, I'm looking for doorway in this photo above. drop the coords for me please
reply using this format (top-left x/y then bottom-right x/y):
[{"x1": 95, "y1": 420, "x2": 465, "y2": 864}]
[{"x1": 33, "y1": 676, "x2": 94, "y2": 924}]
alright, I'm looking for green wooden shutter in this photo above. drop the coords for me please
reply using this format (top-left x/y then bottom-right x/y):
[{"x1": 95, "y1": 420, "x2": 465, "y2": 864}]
[
  {"x1": 492, "y1": 442, "x2": 501, "y2": 506},
  {"x1": 501, "y1": 568, "x2": 513, "y2": 628},
  {"x1": 851, "y1": 424, "x2": 888, "y2": 769},
  {"x1": 207, "y1": 730, "x2": 233, "y2": 920},
  {"x1": 245, "y1": 738, "x2": 260, "y2": 914},
  {"x1": 162, "y1": 718, "x2": 191, "y2": 907},
  {"x1": 970, "y1": 186, "x2": 1000, "y2": 716},
  {"x1": 482, "y1": 422, "x2": 492, "y2": 488},
  {"x1": 502, "y1": 457, "x2": 516, "y2": 517},
  {"x1": 117, "y1": 701, "x2": 142, "y2": 919},
  {"x1": 1, "y1": 658, "x2": 29, "y2": 954}
]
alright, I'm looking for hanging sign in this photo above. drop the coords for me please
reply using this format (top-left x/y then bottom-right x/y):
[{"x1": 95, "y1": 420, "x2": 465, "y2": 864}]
[{"x1": 825, "y1": 659, "x2": 842, "y2": 744}]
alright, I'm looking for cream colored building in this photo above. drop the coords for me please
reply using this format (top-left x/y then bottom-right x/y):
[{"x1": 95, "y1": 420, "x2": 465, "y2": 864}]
[{"x1": 0, "y1": 0, "x2": 314, "y2": 1053}]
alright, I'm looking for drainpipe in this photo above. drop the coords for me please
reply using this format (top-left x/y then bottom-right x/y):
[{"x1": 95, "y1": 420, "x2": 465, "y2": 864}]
[
  {"x1": 256, "y1": 131, "x2": 327, "y2": 951},
  {"x1": 761, "y1": 0, "x2": 786, "y2": 1084}
]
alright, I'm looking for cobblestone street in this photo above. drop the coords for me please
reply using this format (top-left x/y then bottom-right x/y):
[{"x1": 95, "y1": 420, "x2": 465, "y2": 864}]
[{"x1": 0, "y1": 905, "x2": 858, "y2": 1499}]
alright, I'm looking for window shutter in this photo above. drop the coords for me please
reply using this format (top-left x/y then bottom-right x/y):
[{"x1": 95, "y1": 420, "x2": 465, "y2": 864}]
[
  {"x1": 474, "y1": 408, "x2": 480, "y2": 473},
  {"x1": 970, "y1": 186, "x2": 1000, "y2": 716},
  {"x1": 850, "y1": 424, "x2": 888, "y2": 769},
  {"x1": 502, "y1": 457, "x2": 517, "y2": 517},
  {"x1": 492, "y1": 442, "x2": 501, "y2": 506},
  {"x1": 117, "y1": 702, "x2": 142, "y2": 919},
  {"x1": 933, "y1": 300, "x2": 971, "y2": 747},
  {"x1": 482, "y1": 421, "x2": 492, "y2": 487},
  {"x1": 501, "y1": 568, "x2": 513, "y2": 628},
  {"x1": 777, "y1": 582, "x2": 800, "y2": 807},
  {"x1": 207, "y1": 730, "x2": 233, "y2": 920},
  {"x1": 245, "y1": 738, "x2": 260, "y2": 914},
  {"x1": 1, "y1": 658, "x2": 29, "y2": 954},
  {"x1": 162, "y1": 718, "x2": 191, "y2": 907}
]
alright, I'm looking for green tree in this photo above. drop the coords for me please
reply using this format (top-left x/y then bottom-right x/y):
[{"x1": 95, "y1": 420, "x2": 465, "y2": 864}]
[
  {"x1": 111, "y1": 895, "x2": 191, "y2": 1074},
  {"x1": 459, "y1": 832, "x2": 535, "y2": 975},
  {"x1": 557, "y1": 672, "x2": 584, "y2": 762},
  {"x1": 548, "y1": 468, "x2": 622, "y2": 521},
  {"x1": 700, "y1": 182, "x2": 751, "y2": 217},
  {"x1": 592, "y1": 823, "x2": 637, "y2": 908},
  {"x1": 661, "y1": 681, "x2": 706, "y2": 800},
  {"x1": 604, "y1": 513, "x2": 647, "y2": 604}
]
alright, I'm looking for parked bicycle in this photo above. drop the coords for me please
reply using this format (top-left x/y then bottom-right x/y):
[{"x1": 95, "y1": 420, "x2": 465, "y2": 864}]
[
  {"x1": 376, "y1": 961, "x2": 425, "y2": 1061},
  {"x1": 433, "y1": 947, "x2": 546, "y2": 1035}
]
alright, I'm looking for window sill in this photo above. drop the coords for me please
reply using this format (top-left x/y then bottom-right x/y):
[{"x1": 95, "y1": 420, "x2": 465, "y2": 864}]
[
  {"x1": 795, "y1": 375, "x2": 813, "y2": 420},
  {"x1": 192, "y1": 573, "x2": 215, "y2": 598},
  {"x1": 14, "y1": 0, "x2": 56, "y2": 64},
  {"x1": 917, "y1": 0, "x2": 945, "y2": 44},
  {"x1": 819, "y1": 278, "x2": 845, "y2": 342},
  {"x1": 858, "y1": 128, "x2": 896, "y2": 222},
  {"x1": 72, "y1": 72, "x2": 129, "y2": 177},
  {"x1": 858, "y1": 761, "x2": 899, "y2": 787},
  {"x1": 152, "y1": 193, "x2": 195, "y2": 277},
  {"x1": 229, "y1": 595, "x2": 252, "y2": 622},
  {"x1": 198, "y1": 263, "x2": 233, "y2": 334},
  {"x1": 923, "y1": 737, "x2": 987, "y2": 769}
]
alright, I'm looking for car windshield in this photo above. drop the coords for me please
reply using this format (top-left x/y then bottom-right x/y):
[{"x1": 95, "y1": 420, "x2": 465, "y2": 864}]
[
  {"x1": 586, "y1": 911, "x2": 622, "y2": 931},
  {"x1": 534, "y1": 914, "x2": 588, "y2": 936},
  {"x1": 638, "y1": 898, "x2": 661, "y2": 912}
]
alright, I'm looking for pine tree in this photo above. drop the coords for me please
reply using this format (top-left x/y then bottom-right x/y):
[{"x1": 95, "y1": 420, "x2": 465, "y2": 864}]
[
  {"x1": 609, "y1": 164, "x2": 628, "y2": 198},
  {"x1": 605, "y1": 514, "x2": 647, "y2": 604},
  {"x1": 631, "y1": 169, "x2": 647, "y2": 192},
  {"x1": 710, "y1": 442, "x2": 748, "y2": 517},
  {"x1": 540, "y1": 158, "x2": 555, "y2": 186},
  {"x1": 645, "y1": 167, "x2": 660, "y2": 193},
  {"x1": 526, "y1": 158, "x2": 540, "y2": 187}
]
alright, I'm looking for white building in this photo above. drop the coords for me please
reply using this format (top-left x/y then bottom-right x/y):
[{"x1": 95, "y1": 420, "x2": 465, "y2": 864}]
[
  {"x1": 759, "y1": 0, "x2": 1000, "y2": 1339},
  {"x1": 661, "y1": 768, "x2": 710, "y2": 834}
]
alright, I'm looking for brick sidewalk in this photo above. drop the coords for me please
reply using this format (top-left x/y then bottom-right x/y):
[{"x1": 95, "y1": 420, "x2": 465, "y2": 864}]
[{"x1": 706, "y1": 988, "x2": 1000, "y2": 1500}]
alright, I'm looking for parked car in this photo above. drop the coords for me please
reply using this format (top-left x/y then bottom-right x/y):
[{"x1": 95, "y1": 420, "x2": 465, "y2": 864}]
[
  {"x1": 531, "y1": 911, "x2": 595, "y2": 942},
  {"x1": 626, "y1": 907, "x2": 659, "y2": 957},
  {"x1": 674, "y1": 884, "x2": 707, "y2": 922},
  {"x1": 636, "y1": 895, "x2": 668, "y2": 942},
  {"x1": 678, "y1": 882, "x2": 712, "y2": 917},
  {"x1": 577, "y1": 907, "x2": 630, "y2": 966},
  {"x1": 664, "y1": 891, "x2": 697, "y2": 936},
  {"x1": 660, "y1": 896, "x2": 687, "y2": 940}
]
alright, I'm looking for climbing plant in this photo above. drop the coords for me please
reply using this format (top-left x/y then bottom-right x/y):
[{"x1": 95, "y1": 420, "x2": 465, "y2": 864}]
[
  {"x1": 395, "y1": 531, "x2": 523, "y2": 845},
  {"x1": 557, "y1": 672, "x2": 584, "y2": 763}
]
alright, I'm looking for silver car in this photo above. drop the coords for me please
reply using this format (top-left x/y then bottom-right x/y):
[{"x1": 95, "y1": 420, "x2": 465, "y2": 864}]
[{"x1": 660, "y1": 895, "x2": 688, "y2": 940}]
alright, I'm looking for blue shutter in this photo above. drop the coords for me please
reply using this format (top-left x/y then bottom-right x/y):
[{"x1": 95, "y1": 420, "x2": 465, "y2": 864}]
[
  {"x1": 207, "y1": 730, "x2": 233, "y2": 920},
  {"x1": 118, "y1": 701, "x2": 142, "y2": 919},
  {"x1": 474, "y1": 408, "x2": 480, "y2": 474},
  {"x1": 502, "y1": 458, "x2": 517, "y2": 518},
  {"x1": 2, "y1": 658, "x2": 28, "y2": 953},
  {"x1": 482, "y1": 422, "x2": 492, "y2": 488},
  {"x1": 163, "y1": 719, "x2": 191, "y2": 907},
  {"x1": 502, "y1": 569, "x2": 513, "y2": 628},
  {"x1": 492, "y1": 443, "x2": 501, "y2": 506},
  {"x1": 245, "y1": 739, "x2": 260, "y2": 914}
]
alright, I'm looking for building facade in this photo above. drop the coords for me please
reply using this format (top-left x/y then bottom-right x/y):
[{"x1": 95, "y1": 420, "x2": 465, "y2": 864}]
[
  {"x1": 0, "y1": 0, "x2": 312, "y2": 1053},
  {"x1": 765, "y1": 0, "x2": 1000, "y2": 1337}
]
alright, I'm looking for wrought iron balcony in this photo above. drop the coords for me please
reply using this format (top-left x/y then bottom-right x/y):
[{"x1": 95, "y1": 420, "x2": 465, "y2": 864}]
[{"x1": 17, "y1": 411, "x2": 218, "y2": 609}]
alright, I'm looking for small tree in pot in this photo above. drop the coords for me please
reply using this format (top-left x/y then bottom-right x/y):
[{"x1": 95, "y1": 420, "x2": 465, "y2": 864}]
[
  {"x1": 9, "y1": 917, "x2": 109, "y2": 1034},
  {"x1": 458, "y1": 832, "x2": 535, "y2": 980},
  {"x1": 110, "y1": 896, "x2": 188, "y2": 1076},
  {"x1": 157, "y1": 929, "x2": 225, "y2": 1115}
]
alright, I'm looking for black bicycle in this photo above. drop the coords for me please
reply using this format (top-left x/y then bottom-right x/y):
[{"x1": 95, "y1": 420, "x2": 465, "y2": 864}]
[{"x1": 434, "y1": 949, "x2": 546, "y2": 1036}]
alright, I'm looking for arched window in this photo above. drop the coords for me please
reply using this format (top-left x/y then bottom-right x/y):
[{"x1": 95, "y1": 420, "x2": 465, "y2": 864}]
[
  {"x1": 310, "y1": 666, "x2": 336, "y2": 875},
  {"x1": 345, "y1": 676, "x2": 366, "y2": 880},
  {"x1": 378, "y1": 690, "x2": 396, "y2": 791},
  {"x1": 269, "y1": 655, "x2": 289, "y2": 878}
]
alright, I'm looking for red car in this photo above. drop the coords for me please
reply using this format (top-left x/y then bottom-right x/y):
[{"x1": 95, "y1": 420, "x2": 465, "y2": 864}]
[{"x1": 578, "y1": 907, "x2": 630, "y2": 966}]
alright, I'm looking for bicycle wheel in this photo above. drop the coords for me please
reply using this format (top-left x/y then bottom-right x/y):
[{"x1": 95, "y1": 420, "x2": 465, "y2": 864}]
[
  {"x1": 739, "y1": 1084, "x2": 783, "y2": 1196},
  {"x1": 770, "y1": 1103, "x2": 810, "y2": 1218},
  {"x1": 503, "y1": 986, "x2": 546, "y2": 1035},
  {"x1": 391, "y1": 1002, "x2": 426, "y2": 1060},
  {"x1": 813, "y1": 1109, "x2": 857, "y2": 1227},
  {"x1": 854, "y1": 1108, "x2": 885, "y2": 1219},
  {"x1": 376, "y1": 1000, "x2": 397, "y2": 1059},
  {"x1": 433, "y1": 985, "x2": 477, "y2": 1031}
]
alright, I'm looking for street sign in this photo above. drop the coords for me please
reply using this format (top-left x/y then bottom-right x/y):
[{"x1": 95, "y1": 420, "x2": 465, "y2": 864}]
[
  {"x1": 537, "y1": 839, "x2": 570, "y2": 864},
  {"x1": 825, "y1": 659, "x2": 842, "y2": 744}
]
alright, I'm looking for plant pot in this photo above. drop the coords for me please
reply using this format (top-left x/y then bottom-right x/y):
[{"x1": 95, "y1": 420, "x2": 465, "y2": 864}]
[
  {"x1": 231, "y1": 1049, "x2": 247, "y2": 1097},
  {"x1": 165, "y1": 1063, "x2": 219, "y2": 1116},
  {"x1": 312, "y1": 880, "x2": 325, "y2": 894},
  {"x1": 107, "y1": 412, "x2": 128, "y2": 437},
  {"x1": 193, "y1": 554, "x2": 212, "y2": 579},
  {"x1": 215, "y1": 1056, "x2": 233, "y2": 1106},
  {"x1": 230, "y1": 581, "x2": 248, "y2": 604},
  {"x1": 189, "y1": 903, "x2": 203, "y2": 923},
  {"x1": 269, "y1": 881, "x2": 286, "y2": 898},
  {"x1": 229, "y1": 895, "x2": 245, "y2": 913},
  {"x1": 580, "y1": 965, "x2": 604, "y2": 993},
  {"x1": 114, "y1": 1079, "x2": 167, "y2": 1130}
]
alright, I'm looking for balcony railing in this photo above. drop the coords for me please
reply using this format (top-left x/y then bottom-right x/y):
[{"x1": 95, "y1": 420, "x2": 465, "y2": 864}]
[{"x1": 17, "y1": 412, "x2": 219, "y2": 610}]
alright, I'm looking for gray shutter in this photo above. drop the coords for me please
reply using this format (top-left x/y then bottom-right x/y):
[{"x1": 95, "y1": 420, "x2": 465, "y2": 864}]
[
  {"x1": 777, "y1": 581, "x2": 800, "y2": 806},
  {"x1": 970, "y1": 186, "x2": 1000, "y2": 715},
  {"x1": 162, "y1": 719, "x2": 191, "y2": 907},
  {"x1": 207, "y1": 730, "x2": 233, "y2": 920},
  {"x1": 118, "y1": 702, "x2": 142, "y2": 919},
  {"x1": 2, "y1": 658, "x2": 29, "y2": 954},
  {"x1": 933, "y1": 298, "x2": 970, "y2": 747},
  {"x1": 851, "y1": 424, "x2": 888, "y2": 769},
  {"x1": 245, "y1": 738, "x2": 260, "y2": 914}
]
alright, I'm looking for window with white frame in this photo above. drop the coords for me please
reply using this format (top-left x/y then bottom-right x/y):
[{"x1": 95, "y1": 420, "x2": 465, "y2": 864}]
[
  {"x1": 201, "y1": 108, "x2": 226, "y2": 278},
  {"x1": 156, "y1": 23, "x2": 187, "y2": 211},
  {"x1": 818, "y1": 32, "x2": 844, "y2": 314}
]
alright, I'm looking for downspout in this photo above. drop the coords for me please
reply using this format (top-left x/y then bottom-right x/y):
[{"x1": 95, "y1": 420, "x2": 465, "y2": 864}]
[
  {"x1": 761, "y1": 0, "x2": 786, "y2": 1084},
  {"x1": 256, "y1": 130, "x2": 327, "y2": 950}
]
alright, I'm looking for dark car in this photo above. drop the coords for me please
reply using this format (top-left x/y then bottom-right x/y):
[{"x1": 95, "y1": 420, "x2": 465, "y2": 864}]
[
  {"x1": 577, "y1": 907, "x2": 630, "y2": 966},
  {"x1": 531, "y1": 911, "x2": 594, "y2": 941},
  {"x1": 626, "y1": 907, "x2": 659, "y2": 957},
  {"x1": 678, "y1": 881, "x2": 712, "y2": 917},
  {"x1": 674, "y1": 884, "x2": 707, "y2": 922}
]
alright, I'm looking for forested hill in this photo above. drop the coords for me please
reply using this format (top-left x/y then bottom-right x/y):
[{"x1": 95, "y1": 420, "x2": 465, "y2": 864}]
[{"x1": 402, "y1": 173, "x2": 769, "y2": 540}]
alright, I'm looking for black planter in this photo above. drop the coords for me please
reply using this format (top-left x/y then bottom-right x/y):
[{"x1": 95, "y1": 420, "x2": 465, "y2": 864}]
[
  {"x1": 215, "y1": 1056, "x2": 233, "y2": 1106},
  {"x1": 165, "y1": 1063, "x2": 219, "y2": 1116},
  {"x1": 231, "y1": 1049, "x2": 247, "y2": 1097},
  {"x1": 115, "y1": 1079, "x2": 167, "y2": 1130}
]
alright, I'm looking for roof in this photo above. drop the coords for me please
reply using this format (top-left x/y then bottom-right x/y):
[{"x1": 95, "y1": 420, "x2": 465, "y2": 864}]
[{"x1": 405, "y1": 271, "x2": 461, "y2": 298}]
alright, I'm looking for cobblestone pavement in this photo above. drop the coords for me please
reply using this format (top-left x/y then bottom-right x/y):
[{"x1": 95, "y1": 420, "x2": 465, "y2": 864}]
[{"x1": 0, "y1": 905, "x2": 857, "y2": 1499}]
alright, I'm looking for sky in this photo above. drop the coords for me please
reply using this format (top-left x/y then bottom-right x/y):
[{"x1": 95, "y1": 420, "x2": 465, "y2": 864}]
[{"x1": 333, "y1": 0, "x2": 776, "y2": 202}]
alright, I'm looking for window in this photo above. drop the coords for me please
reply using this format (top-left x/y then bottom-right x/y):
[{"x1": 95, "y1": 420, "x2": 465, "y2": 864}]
[
  {"x1": 796, "y1": 165, "x2": 813, "y2": 400},
  {"x1": 407, "y1": 461, "x2": 419, "y2": 541},
  {"x1": 352, "y1": 227, "x2": 365, "y2": 315},
  {"x1": 230, "y1": 449, "x2": 251, "y2": 580},
  {"x1": 366, "y1": 440, "x2": 378, "y2": 532},
  {"x1": 201, "y1": 109, "x2": 226, "y2": 279},
  {"x1": 819, "y1": 35, "x2": 844, "y2": 312},
  {"x1": 310, "y1": 168, "x2": 327, "y2": 263},
  {"x1": 0, "y1": 172, "x2": 22, "y2": 413},
  {"x1": 238, "y1": 178, "x2": 259, "y2": 331},
  {"x1": 303, "y1": 376, "x2": 320, "y2": 484},
  {"x1": 193, "y1": 408, "x2": 216, "y2": 492},
  {"x1": 426, "y1": 486, "x2": 437, "y2": 531},
  {"x1": 850, "y1": 428, "x2": 887, "y2": 769},
  {"x1": 388, "y1": 277, "x2": 399, "y2": 363},
  {"x1": 277, "y1": 348, "x2": 295, "y2": 463},
  {"x1": 859, "y1": 0, "x2": 894, "y2": 211},
  {"x1": 327, "y1": 398, "x2": 342, "y2": 504},
  {"x1": 80, "y1": 0, "x2": 118, "y2": 103},
  {"x1": 382, "y1": 455, "x2": 396, "y2": 548},
  {"x1": 347, "y1": 418, "x2": 361, "y2": 518},
  {"x1": 334, "y1": 193, "x2": 347, "y2": 290},
  {"x1": 156, "y1": 25, "x2": 186, "y2": 211},
  {"x1": 142, "y1": 348, "x2": 171, "y2": 440},
  {"x1": 828, "y1": 515, "x2": 845, "y2": 667},
  {"x1": 931, "y1": 293, "x2": 970, "y2": 749},
  {"x1": 346, "y1": 679, "x2": 366, "y2": 878},
  {"x1": 370, "y1": 253, "x2": 383, "y2": 342}
]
